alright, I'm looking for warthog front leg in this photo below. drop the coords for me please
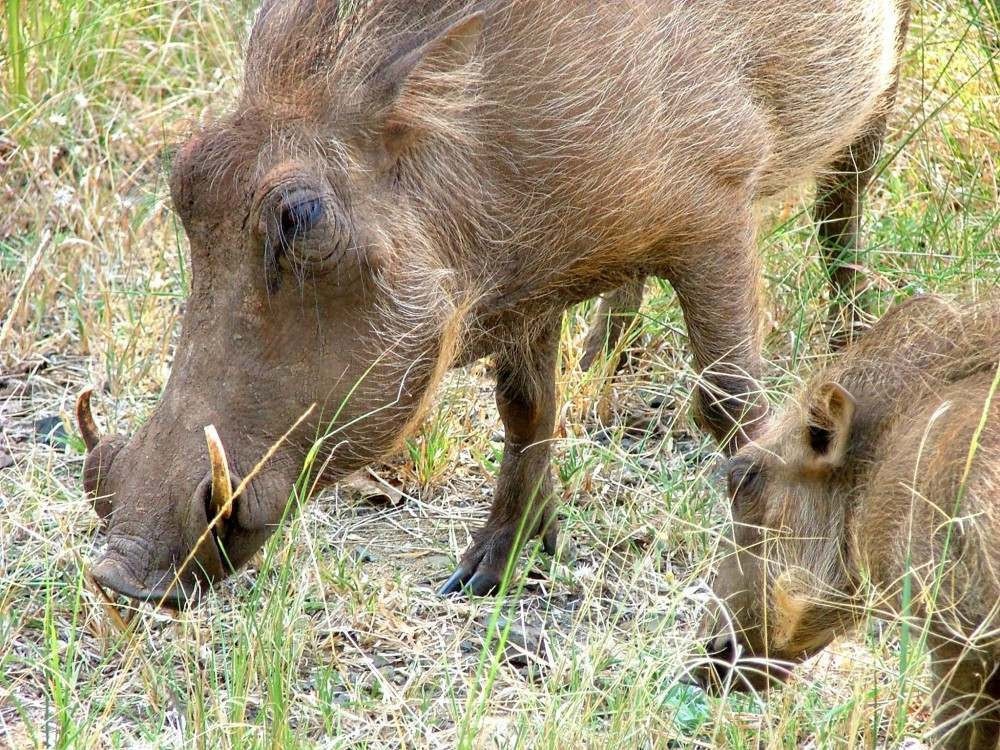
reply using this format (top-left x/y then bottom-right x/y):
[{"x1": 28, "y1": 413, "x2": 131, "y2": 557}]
[
  {"x1": 439, "y1": 316, "x2": 560, "y2": 596},
  {"x1": 667, "y1": 227, "x2": 769, "y2": 454}
]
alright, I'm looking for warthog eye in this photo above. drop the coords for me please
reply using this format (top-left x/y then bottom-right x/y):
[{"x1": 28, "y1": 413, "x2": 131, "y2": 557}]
[
  {"x1": 255, "y1": 175, "x2": 357, "y2": 294},
  {"x1": 279, "y1": 196, "x2": 324, "y2": 244},
  {"x1": 728, "y1": 459, "x2": 763, "y2": 503},
  {"x1": 259, "y1": 186, "x2": 334, "y2": 293}
]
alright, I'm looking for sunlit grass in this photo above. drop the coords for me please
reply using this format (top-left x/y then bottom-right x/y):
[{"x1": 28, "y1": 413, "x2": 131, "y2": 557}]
[{"x1": 1, "y1": 0, "x2": 998, "y2": 748}]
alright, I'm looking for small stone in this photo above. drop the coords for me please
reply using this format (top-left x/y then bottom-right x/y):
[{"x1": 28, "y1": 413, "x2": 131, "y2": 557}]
[
  {"x1": 0, "y1": 452, "x2": 13, "y2": 470},
  {"x1": 33, "y1": 416, "x2": 68, "y2": 446},
  {"x1": 473, "y1": 614, "x2": 549, "y2": 670},
  {"x1": 342, "y1": 470, "x2": 404, "y2": 506}
]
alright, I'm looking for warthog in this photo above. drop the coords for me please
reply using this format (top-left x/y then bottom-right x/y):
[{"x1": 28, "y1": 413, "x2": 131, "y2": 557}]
[
  {"x1": 79, "y1": 0, "x2": 910, "y2": 607},
  {"x1": 696, "y1": 295, "x2": 1000, "y2": 749}
]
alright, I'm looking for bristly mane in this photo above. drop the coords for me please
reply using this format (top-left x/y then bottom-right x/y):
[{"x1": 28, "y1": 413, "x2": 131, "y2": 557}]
[
  {"x1": 184, "y1": 0, "x2": 488, "y2": 210},
  {"x1": 243, "y1": 0, "x2": 477, "y2": 101}
]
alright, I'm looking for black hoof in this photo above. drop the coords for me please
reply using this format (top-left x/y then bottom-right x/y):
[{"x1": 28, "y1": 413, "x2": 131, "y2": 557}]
[
  {"x1": 438, "y1": 567, "x2": 501, "y2": 597},
  {"x1": 438, "y1": 520, "x2": 560, "y2": 598},
  {"x1": 542, "y1": 524, "x2": 558, "y2": 557},
  {"x1": 438, "y1": 567, "x2": 473, "y2": 596},
  {"x1": 465, "y1": 571, "x2": 500, "y2": 596}
]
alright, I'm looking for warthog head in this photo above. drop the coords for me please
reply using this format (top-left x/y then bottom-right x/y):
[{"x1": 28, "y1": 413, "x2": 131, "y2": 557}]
[
  {"x1": 81, "y1": 1, "x2": 488, "y2": 607},
  {"x1": 694, "y1": 380, "x2": 861, "y2": 692},
  {"x1": 692, "y1": 294, "x2": 999, "y2": 692}
]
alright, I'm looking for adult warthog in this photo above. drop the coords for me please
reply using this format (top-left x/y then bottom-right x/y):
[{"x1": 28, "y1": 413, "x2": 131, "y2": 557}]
[{"x1": 80, "y1": 0, "x2": 910, "y2": 607}]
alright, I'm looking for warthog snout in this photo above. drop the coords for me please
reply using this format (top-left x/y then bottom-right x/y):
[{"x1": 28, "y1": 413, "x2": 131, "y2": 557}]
[
  {"x1": 88, "y1": 461, "x2": 234, "y2": 609},
  {"x1": 89, "y1": 547, "x2": 199, "y2": 611},
  {"x1": 693, "y1": 600, "x2": 793, "y2": 694},
  {"x1": 702, "y1": 632, "x2": 738, "y2": 688},
  {"x1": 78, "y1": 390, "x2": 282, "y2": 609}
]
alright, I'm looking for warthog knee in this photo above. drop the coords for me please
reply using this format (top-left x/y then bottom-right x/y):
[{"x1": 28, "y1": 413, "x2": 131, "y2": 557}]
[{"x1": 693, "y1": 369, "x2": 767, "y2": 450}]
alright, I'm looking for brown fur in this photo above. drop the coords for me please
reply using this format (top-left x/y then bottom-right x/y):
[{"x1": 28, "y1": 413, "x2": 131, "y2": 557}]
[
  {"x1": 698, "y1": 295, "x2": 1000, "y2": 749},
  {"x1": 82, "y1": 0, "x2": 909, "y2": 606}
]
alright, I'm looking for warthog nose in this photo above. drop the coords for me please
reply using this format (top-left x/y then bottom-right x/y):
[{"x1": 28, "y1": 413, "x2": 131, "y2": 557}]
[
  {"x1": 88, "y1": 554, "x2": 197, "y2": 611},
  {"x1": 708, "y1": 635, "x2": 736, "y2": 661},
  {"x1": 706, "y1": 634, "x2": 738, "y2": 684}
]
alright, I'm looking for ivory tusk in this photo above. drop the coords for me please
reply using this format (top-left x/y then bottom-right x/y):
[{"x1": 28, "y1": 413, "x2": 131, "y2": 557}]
[
  {"x1": 76, "y1": 388, "x2": 101, "y2": 451},
  {"x1": 204, "y1": 425, "x2": 233, "y2": 520}
]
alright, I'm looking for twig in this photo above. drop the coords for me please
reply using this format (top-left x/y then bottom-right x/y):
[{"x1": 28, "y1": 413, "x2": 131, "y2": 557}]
[{"x1": 0, "y1": 230, "x2": 50, "y2": 362}]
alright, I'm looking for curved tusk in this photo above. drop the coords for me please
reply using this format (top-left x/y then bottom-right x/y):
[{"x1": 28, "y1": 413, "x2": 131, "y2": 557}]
[
  {"x1": 76, "y1": 388, "x2": 101, "y2": 451},
  {"x1": 204, "y1": 425, "x2": 233, "y2": 520}
]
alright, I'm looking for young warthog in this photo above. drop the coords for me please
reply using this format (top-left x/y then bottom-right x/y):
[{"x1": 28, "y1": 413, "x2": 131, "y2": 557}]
[
  {"x1": 79, "y1": 0, "x2": 909, "y2": 608},
  {"x1": 696, "y1": 295, "x2": 1000, "y2": 749}
]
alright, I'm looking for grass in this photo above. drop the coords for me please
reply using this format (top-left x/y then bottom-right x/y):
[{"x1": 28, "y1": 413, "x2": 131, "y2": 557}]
[{"x1": 1, "y1": 0, "x2": 998, "y2": 748}]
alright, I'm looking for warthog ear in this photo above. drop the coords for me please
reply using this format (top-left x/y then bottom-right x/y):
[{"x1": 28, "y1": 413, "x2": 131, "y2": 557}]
[
  {"x1": 805, "y1": 382, "x2": 856, "y2": 468},
  {"x1": 371, "y1": 11, "x2": 486, "y2": 152}
]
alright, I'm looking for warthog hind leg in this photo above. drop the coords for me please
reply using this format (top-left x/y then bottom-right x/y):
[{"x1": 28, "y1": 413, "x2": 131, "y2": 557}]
[
  {"x1": 813, "y1": 122, "x2": 886, "y2": 348},
  {"x1": 579, "y1": 276, "x2": 646, "y2": 373}
]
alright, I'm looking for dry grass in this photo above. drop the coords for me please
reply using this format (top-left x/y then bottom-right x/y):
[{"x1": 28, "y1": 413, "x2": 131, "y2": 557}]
[{"x1": 1, "y1": 1, "x2": 998, "y2": 748}]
